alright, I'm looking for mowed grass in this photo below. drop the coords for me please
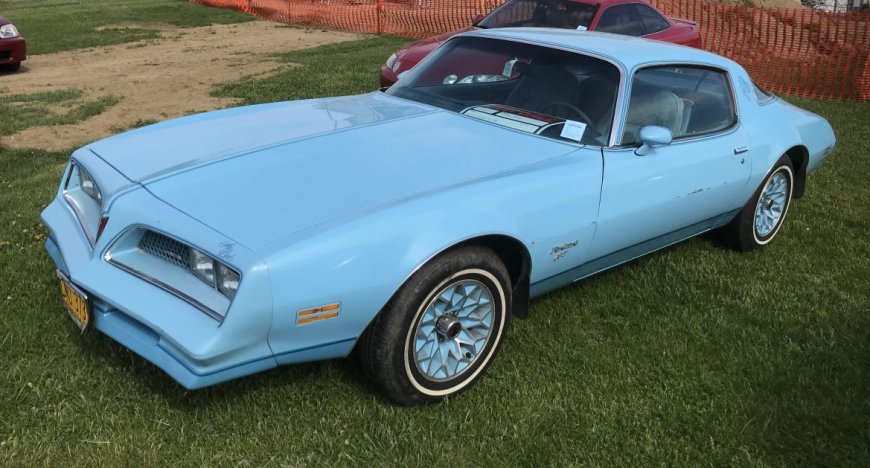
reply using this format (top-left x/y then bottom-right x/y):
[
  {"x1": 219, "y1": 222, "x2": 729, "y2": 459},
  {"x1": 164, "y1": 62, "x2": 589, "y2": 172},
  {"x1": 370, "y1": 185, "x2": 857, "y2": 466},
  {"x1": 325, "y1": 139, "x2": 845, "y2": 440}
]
[
  {"x1": 0, "y1": 26, "x2": 869, "y2": 468},
  {"x1": 0, "y1": 89, "x2": 120, "y2": 136},
  {"x1": 0, "y1": 0, "x2": 252, "y2": 55},
  {"x1": 213, "y1": 35, "x2": 412, "y2": 103}
]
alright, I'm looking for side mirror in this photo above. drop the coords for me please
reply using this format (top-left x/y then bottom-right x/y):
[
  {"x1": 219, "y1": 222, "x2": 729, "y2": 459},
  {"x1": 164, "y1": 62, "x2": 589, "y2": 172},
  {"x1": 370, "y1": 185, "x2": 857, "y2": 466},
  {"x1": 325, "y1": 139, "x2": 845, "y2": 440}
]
[
  {"x1": 634, "y1": 125, "x2": 673, "y2": 156},
  {"x1": 472, "y1": 14, "x2": 485, "y2": 26}
]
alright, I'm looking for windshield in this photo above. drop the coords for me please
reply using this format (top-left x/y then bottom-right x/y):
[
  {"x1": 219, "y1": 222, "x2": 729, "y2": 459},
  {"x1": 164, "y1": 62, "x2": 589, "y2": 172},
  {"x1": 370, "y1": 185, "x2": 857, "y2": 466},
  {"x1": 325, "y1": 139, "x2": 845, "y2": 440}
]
[
  {"x1": 479, "y1": 0, "x2": 599, "y2": 31},
  {"x1": 386, "y1": 37, "x2": 620, "y2": 146}
]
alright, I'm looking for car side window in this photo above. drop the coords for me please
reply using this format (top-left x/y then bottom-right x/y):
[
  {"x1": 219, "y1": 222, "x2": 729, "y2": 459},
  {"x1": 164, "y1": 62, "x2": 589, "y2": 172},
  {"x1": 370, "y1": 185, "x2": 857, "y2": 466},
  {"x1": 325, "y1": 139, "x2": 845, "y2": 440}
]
[
  {"x1": 634, "y1": 4, "x2": 670, "y2": 34},
  {"x1": 622, "y1": 65, "x2": 737, "y2": 145},
  {"x1": 595, "y1": 4, "x2": 646, "y2": 37}
]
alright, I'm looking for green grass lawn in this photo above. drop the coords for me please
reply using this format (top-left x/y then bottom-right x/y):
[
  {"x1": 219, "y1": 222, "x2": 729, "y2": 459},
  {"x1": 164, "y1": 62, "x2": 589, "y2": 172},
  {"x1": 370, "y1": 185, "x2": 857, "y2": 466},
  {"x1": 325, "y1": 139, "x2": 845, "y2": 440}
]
[
  {"x1": 0, "y1": 89, "x2": 120, "y2": 136},
  {"x1": 0, "y1": 7, "x2": 868, "y2": 466},
  {"x1": 0, "y1": 0, "x2": 251, "y2": 55}
]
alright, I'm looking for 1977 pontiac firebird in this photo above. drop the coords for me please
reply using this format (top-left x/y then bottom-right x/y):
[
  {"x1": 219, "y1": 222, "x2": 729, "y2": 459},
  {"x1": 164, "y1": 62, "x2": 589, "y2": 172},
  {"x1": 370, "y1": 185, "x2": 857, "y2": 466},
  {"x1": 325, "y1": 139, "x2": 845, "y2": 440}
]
[{"x1": 43, "y1": 29, "x2": 835, "y2": 405}]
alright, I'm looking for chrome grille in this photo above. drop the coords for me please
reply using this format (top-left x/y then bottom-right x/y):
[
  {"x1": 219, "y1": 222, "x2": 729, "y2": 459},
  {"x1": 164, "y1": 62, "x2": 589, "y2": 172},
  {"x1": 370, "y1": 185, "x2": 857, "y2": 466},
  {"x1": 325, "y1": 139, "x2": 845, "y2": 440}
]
[{"x1": 139, "y1": 231, "x2": 189, "y2": 271}]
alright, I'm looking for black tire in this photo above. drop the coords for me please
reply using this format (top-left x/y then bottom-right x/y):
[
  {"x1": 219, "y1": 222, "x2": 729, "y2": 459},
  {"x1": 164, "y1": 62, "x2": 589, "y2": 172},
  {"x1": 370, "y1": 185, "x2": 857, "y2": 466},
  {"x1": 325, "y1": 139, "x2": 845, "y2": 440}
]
[
  {"x1": 0, "y1": 62, "x2": 21, "y2": 73},
  {"x1": 358, "y1": 245, "x2": 511, "y2": 406},
  {"x1": 721, "y1": 155, "x2": 795, "y2": 251}
]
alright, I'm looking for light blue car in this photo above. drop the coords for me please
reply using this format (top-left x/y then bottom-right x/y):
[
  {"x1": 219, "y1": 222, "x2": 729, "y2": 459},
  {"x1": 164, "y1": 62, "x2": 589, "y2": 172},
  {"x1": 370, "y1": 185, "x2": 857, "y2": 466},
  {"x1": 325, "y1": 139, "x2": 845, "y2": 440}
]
[{"x1": 42, "y1": 29, "x2": 835, "y2": 405}]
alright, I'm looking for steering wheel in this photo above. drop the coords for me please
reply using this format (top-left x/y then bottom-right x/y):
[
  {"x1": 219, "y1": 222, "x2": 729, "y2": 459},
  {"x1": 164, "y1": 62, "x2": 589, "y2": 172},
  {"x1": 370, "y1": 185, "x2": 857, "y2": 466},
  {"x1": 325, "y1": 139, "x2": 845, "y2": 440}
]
[{"x1": 541, "y1": 101, "x2": 593, "y2": 125}]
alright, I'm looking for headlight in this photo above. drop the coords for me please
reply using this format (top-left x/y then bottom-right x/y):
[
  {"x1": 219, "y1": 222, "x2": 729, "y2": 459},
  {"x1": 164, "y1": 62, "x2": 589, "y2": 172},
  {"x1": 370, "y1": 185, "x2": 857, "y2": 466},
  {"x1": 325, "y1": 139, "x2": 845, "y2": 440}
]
[
  {"x1": 189, "y1": 248, "x2": 216, "y2": 287},
  {"x1": 216, "y1": 263, "x2": 240, "y2": 299},
  {"x1": 0, "y1": 24, "x2": 19, "y2": 39},
  {"x1": 386, "y1": 53, "x2": 402, "y2": 73},
  {"x1": 188, "y1": 246, "x2": 239, "y2": 300},
  {"x1": 78, "y1": 166, "x2": 102, "y2": 204}
]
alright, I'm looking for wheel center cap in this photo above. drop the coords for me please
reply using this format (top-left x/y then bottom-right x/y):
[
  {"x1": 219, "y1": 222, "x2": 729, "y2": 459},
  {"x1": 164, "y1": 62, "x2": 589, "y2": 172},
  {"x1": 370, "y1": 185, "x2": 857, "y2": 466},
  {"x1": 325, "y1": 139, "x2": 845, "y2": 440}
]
[
  {"x1": 435, "y1": 314, "x2": 461, "y2": 339},
  {"x1": 765, "y1": 198, "x2": 774, "y2": 210}
]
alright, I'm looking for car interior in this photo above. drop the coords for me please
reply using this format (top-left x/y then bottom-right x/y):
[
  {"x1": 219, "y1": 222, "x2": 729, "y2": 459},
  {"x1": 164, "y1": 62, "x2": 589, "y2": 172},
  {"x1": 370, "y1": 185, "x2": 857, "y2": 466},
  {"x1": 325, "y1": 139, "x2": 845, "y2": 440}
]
[{"x1": 388, "y1": 38, "x2": 620, "y2": 146}]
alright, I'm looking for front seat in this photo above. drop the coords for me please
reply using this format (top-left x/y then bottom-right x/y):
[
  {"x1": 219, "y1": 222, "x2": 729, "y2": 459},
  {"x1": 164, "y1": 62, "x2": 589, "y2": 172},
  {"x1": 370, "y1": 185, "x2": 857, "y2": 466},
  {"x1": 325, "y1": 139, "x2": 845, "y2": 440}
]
[
  {"x1": 622, "y1": 87, "x2": 685, "y2": 144},
  {"x1": 503, "y1": 65, "x2": 580, "y2": 119}
]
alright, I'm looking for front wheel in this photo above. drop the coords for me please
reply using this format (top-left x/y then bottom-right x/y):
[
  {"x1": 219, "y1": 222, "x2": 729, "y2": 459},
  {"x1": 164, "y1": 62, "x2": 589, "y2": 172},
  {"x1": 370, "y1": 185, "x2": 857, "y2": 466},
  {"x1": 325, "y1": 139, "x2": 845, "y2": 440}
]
[
  {"x1": 358, "y1": 246, "x2": 511, "y2": 406},
  {"x1": 721, "y1": 156, "x2": 794, "y2": 251}
]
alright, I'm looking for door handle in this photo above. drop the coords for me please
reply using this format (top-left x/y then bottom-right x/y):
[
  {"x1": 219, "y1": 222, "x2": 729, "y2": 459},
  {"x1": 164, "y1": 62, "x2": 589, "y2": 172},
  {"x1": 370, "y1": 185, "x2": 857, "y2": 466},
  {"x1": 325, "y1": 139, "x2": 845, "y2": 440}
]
[{"x1": 733, "y1": 146, "x2": 749, "y2": 155}]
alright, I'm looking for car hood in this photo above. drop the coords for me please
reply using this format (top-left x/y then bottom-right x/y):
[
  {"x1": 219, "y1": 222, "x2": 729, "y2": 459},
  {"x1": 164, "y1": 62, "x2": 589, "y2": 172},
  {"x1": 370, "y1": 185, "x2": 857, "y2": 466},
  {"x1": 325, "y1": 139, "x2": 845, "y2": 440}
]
[
  {"x1": 397, "y1": 27, "x2": 475, "y2": 65},
  {"x1": 88, "y1": 93, "x2": 435, "y2": 182},
  {"x1": 93, "y1": 93, "x2": 576, "y2": 248}
]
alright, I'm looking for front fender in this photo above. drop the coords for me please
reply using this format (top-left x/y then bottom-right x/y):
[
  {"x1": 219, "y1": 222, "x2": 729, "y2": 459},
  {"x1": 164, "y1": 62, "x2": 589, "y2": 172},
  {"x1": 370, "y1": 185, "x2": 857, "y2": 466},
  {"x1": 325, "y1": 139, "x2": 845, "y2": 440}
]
[{"x1": 260, "y1": 152, "x2": 603, "y2": 363}]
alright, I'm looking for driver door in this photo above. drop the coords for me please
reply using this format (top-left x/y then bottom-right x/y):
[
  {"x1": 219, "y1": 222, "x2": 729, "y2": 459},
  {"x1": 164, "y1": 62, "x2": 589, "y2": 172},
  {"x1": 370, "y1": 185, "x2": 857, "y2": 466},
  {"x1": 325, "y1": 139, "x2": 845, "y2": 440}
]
[{"x1": 587, "y1": 64, "x2": 751, "y2": 260}]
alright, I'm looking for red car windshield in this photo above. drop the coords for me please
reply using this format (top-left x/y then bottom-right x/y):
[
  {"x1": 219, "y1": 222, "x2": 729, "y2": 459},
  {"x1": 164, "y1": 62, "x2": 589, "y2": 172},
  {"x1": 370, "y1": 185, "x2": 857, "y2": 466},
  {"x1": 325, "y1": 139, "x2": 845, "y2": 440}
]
[
  {"x1": 479, "y1": 0, "x2": 599, "y2": 30},
  {"x1": 386, "y1": 37, "x2": 620, "y2": 146}
]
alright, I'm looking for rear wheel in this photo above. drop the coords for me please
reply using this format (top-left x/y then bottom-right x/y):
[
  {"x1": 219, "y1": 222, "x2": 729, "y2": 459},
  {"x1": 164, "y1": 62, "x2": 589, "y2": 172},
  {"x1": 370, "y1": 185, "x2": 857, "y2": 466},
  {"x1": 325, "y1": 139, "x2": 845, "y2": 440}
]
[
  {"x1": 358, "y1": 246, "x2": 511, "y2": 406},
  {"x1": 721, "y1": 156, "x2": 794, "y2": 251}
]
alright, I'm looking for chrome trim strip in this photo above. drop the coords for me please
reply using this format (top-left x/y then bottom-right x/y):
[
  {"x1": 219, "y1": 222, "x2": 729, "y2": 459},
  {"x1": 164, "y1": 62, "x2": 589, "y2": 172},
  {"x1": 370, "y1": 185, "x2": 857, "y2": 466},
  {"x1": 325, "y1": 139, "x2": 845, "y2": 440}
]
[
  {"x1": 105, "y1": 252, "x2": 225, "y2": 322},
  {"x1": 605, "y1": 123, "x2": 741, "y2": 151},
  {"x1": 62, "y1": 161, "x2": 76, "y2": 191}
]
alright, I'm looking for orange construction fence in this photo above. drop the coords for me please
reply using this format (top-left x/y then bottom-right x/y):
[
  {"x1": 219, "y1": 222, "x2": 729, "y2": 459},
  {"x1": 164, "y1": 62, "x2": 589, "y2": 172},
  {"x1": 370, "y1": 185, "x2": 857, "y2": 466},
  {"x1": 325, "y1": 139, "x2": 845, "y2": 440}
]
[{"x1": 192, "y1": 0, "x2": 870, "y2": 101}]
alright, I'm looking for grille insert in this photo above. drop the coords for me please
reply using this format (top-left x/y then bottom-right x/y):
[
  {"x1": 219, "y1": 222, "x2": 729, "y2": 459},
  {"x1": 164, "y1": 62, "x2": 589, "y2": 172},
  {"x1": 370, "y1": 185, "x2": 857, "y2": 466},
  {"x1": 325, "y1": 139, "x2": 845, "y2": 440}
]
[{"x1": 139, "y1": 231, "x2": 189, "y2": 271}]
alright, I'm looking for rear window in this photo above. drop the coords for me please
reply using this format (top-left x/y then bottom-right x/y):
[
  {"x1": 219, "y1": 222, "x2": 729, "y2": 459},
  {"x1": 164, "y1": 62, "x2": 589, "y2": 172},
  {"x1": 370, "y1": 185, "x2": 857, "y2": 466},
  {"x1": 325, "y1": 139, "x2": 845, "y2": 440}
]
[
  {"x1": 635, "y1": 4, "x2": 670, "y2": 34},
  {"x1": 479, "y1": 0, "x2": 599, "y2": 31}
]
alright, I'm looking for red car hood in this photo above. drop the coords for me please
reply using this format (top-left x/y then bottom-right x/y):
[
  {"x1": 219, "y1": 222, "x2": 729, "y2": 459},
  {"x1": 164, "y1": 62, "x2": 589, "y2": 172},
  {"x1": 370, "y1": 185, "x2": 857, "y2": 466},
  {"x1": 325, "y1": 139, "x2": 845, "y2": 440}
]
[{"x1": 396, "y1": 27, "x2": 476, "y2": 68}]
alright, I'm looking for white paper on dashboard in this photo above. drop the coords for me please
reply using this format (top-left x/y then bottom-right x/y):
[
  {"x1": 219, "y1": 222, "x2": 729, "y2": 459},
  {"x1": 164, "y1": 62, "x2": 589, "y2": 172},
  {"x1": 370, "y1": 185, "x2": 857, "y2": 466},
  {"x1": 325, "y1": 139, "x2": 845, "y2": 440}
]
[
  {"x1": 560, "y1": 120, "x2": 587, "y2": 142},
  {"x1": 576, "y1": 25, "x2": 588, "y2": 31}
]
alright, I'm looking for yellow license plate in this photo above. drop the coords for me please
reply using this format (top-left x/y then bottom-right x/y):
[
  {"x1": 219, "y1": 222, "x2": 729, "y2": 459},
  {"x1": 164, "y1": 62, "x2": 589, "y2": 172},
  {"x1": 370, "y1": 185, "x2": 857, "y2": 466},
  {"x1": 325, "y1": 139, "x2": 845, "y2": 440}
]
[{"x1": 57, "y1": 271, "x2": 90, "y2": 332}]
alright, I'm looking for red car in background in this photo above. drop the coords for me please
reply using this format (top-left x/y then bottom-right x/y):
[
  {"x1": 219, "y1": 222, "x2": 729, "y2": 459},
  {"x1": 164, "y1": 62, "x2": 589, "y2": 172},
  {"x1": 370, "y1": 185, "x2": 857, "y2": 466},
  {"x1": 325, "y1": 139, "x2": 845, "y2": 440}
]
[
  {"x1": 380, "y1": 0, "x2": 701, "y2": 86},
  {"x1": 0, "y1": 15, "x2": 26, "y2": 73}
]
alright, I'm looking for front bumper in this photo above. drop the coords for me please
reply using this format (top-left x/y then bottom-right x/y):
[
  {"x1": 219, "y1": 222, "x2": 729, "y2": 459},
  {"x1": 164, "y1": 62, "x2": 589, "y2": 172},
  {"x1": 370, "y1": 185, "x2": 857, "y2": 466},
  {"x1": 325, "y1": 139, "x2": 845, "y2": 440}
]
[
  {"x1": 41, "y1": 185, "x2": 277, "y2": 390},
  {"x1": 0, "y1": 37, "x2": 26, "y2": 64}
]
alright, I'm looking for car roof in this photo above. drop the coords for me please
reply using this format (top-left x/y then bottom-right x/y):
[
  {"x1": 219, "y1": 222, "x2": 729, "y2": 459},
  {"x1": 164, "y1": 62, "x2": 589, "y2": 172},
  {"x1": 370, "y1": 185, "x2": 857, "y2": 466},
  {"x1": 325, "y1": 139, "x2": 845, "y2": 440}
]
[
  {"x1": 516, "y1": 0, "x2": 659, "y2": 8},
  {"x1": 578, "y1": 0, "x2": 660, "y2": 8},
  {"x1": 461, "y1": 28, "x2": 738, "y2": 72}
]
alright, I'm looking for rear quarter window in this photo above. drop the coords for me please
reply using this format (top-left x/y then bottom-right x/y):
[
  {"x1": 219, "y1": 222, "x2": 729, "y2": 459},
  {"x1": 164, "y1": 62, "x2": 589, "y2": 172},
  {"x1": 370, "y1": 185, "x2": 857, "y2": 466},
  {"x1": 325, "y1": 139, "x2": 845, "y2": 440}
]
[{"x1": 753, "y1": 81, "x2": 775, "y2": 104}]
